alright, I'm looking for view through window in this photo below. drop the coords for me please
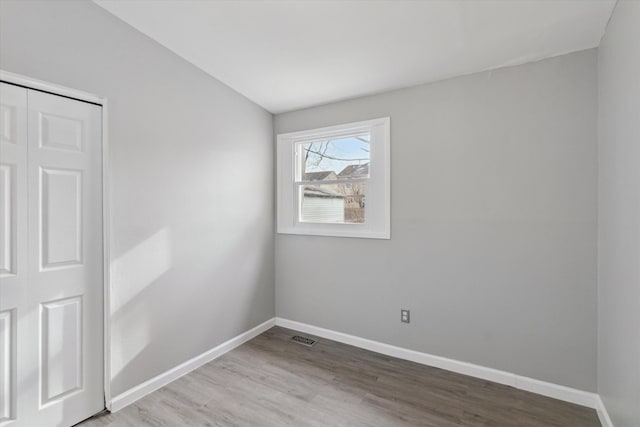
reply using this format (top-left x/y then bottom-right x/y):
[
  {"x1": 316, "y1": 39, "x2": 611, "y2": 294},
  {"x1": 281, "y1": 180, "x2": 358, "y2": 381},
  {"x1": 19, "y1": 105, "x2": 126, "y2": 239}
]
[{"x1": 296, "y1": 133, "x2": 370, "y2": 224}]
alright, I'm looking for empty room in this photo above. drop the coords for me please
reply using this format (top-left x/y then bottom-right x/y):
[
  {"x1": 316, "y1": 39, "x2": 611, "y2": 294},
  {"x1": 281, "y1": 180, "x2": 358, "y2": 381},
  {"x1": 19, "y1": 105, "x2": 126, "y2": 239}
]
[{"x1": 0, "y1": 0, "x2": 638, "y2": 426}]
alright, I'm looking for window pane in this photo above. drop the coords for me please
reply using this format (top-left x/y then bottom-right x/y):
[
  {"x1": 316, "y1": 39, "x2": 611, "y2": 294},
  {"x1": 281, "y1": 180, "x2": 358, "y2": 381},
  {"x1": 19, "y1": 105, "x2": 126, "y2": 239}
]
[
  {"x1": 299, "y1": 134, "x2": 370, "y2": 181},
  {"x1": 300, "y1": 182, "x2": 366, "y2": 224}
]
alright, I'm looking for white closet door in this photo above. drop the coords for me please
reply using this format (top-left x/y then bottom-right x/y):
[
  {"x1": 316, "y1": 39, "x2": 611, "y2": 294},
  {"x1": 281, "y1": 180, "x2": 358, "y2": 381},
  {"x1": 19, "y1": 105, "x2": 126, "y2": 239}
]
[
  {"x1": 0, "y1": 83, "x2": 104, "y2": 427},
  {"x1": 0, "y1": 82, "x2": 28, "y2": 427}
]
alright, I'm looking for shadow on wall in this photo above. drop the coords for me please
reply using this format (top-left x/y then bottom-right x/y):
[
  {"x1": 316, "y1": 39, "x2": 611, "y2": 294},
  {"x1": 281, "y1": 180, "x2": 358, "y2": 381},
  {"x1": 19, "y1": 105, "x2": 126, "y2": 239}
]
[{"x1": 109, "y1": 220, "x2": 272, "y2": 395}]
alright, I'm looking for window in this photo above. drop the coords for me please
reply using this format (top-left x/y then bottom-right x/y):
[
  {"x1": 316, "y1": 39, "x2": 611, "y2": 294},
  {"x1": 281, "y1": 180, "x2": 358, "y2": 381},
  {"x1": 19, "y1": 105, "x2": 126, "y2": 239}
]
[{"x1": 277, "y1": 117, "x2": 390, "y2": 239}]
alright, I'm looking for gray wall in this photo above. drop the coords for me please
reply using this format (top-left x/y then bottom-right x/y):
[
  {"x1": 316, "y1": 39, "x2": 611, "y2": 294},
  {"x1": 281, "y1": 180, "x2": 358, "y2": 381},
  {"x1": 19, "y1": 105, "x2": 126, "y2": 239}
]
[
  {"x1": 0, "y1": 0, "x2": 607, "y2": 403},
  {"x1": 0, "y1": 1, "x2": 274, "y2": 396},
  {"x1": 598, "y1": 1, "x2": 640, "y2": 425},
  {"x1": 275, "y1": 50, "x2": 598, "y2": 391}
]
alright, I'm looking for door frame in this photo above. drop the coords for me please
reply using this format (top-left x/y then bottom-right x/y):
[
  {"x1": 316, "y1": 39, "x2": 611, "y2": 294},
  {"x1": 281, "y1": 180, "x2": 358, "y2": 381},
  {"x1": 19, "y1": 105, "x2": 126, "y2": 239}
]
[{"x1": 0, "y1": 70, "x2": 113, "y2": 412}]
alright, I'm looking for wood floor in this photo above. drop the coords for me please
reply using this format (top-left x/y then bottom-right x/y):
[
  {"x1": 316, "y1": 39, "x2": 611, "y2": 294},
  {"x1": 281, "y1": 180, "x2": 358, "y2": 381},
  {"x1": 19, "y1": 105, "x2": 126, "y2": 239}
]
[{"x1": 81, "y1": 326, "x2": 601, "y2": 427}]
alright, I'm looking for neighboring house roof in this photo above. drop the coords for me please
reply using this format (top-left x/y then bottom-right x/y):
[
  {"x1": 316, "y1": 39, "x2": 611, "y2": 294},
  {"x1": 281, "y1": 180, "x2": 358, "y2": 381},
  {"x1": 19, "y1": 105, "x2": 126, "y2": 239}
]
[
  {"x1": 303, "y1": 171, "x2": 338, "y2": 181},
  {"x1": 338, "y1": 163, "x2": 369, "y2": 178},
  {"x1": 303, "y1": 186, "x2": 344, "y2": 199}
]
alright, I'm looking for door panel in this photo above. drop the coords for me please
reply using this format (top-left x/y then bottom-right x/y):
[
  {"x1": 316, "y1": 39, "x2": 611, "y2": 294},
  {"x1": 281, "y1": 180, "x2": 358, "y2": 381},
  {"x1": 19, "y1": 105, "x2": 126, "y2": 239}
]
[
  {"x1": 39, "y1": 113, "x2": 83, "y2": 152},
  {"x1": 40, "y1": 168, "x2": 83, "y2": 269},
  {"x1": 0, "y1": 309, "x2": 16, "y2": 423},
  {"x1": 0, "y1": 100, "x2": 19, "y2": 145},
  {"x1": 41, "y1": 296, "x2": 83, "y2": 404},
  {"x1": 0, "y1": 164, "x2": 16, "y2": 276},
  {"x1": 0, "y1": 82, "x2": 103, "y2": 427}
]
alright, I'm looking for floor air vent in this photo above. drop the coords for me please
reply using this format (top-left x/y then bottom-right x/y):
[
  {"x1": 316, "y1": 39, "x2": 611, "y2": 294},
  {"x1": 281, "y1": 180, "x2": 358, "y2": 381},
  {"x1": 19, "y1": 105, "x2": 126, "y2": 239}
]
[{"x1": 291, "y1": 335, "x2": 317, "y2": 347}]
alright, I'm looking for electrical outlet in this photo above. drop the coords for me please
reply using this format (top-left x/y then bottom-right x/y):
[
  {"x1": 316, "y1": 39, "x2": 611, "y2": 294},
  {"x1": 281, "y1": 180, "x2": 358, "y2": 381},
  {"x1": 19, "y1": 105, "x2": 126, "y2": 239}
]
[{"x1": 401, "y1": 309, "x2": 410, "y2": 323}]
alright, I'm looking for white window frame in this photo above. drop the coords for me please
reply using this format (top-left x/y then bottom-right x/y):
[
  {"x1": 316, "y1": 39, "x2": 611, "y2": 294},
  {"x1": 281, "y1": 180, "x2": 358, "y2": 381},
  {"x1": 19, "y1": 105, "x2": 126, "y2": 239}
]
[{"x1": 277, "y1": 117, "x2": 390, "y2": 239}]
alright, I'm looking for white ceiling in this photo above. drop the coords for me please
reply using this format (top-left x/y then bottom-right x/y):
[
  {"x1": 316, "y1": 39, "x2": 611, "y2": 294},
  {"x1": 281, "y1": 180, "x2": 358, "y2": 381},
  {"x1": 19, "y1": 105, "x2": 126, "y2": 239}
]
[{"x1": 94, "y1": 0, "x2": 616, "y2": 114}]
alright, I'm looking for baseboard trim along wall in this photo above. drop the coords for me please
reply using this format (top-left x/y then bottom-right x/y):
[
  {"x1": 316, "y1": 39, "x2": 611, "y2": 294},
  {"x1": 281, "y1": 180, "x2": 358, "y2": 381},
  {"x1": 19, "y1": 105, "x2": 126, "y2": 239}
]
[
  {"x1": 595, "y1": 396, "x2": 615, "y2": 427},
  {"x1": 110, "y1": 316, "x2": 614, "y2": 427},
  {"x1": 274, "y1": 318, "x2": 602, "y2": 411},
  {"x1": 109, "y1": 318, "x2": 276, "y2": 412}
]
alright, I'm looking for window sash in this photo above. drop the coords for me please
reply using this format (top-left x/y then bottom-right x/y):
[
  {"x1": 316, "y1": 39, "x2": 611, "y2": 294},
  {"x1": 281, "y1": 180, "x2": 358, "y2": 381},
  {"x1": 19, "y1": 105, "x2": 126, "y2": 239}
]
[
  {"x1": 295, "y1": 138, "x2": 371, "y2": 181},
  {"x1": 291, "y1": 129, "x2": 371, "y2": 145},
  {"x1": 293, "y1": 177, "x2": 369, "y2": 186},
  {"x1": 295, "y1": 179, "x2": 369, "y2": 225}
]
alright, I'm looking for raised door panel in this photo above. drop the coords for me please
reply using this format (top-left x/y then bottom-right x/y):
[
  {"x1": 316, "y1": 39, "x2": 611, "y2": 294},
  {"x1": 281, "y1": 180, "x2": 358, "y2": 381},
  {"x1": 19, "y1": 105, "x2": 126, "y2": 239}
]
[
  {"x1": 40, "y1": 168, "x2": 83, "y2": 270},
  {"x1": 0, "y1": 83, "x2": 26, "y2": 296},
  {"x1": 0, "y1": 165, "x2": 15, "y2": 277},
  {"x1": 40, "y1": 297, "x2": 83, "y2": 404},
  {"x1": 0, "y1": 83, "x2": 25, "y2": 150},
  {"x1": 39, "y1": 112, "x2": 83, "y2": 152},
  {"x1": 0, "y1": 102, "x2": 17, "y2": 145},
  {"x1": 0, "y1": 309, "x2": 16, "y2": 423}
]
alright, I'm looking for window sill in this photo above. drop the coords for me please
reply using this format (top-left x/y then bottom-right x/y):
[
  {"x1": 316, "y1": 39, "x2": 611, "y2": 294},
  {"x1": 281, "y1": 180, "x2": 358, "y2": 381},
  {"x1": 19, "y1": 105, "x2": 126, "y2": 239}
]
[{"x1": 277, "y1": 226, "x2": 390, "y2": 240}]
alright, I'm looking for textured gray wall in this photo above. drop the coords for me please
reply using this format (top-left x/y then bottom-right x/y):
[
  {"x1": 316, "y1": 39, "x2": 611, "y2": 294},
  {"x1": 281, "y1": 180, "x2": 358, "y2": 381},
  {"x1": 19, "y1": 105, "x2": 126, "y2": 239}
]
[
  {"x1": 0, "y1": 0, "x2": 274, "y2": 396},
  {"x1": 598, "y1": 1, "x2": 640, "y2": 425},
  {"x1": 275, "y1": 50, "x2": 598, "y2": 391}
]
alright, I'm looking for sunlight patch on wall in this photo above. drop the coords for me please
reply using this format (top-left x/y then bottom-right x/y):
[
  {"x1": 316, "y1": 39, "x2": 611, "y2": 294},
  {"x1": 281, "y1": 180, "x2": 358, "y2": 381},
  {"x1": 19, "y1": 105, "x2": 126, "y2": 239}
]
[{"x1": 111, "y1": 228, "x2": 172, "y2": 314}]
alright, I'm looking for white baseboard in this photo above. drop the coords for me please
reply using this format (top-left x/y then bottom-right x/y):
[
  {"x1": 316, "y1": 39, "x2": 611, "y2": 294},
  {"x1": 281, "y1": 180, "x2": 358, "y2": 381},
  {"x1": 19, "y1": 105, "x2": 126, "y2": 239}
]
[
  {"x1": 109, "y1": 317, "x2": 276, "y2": 412},
  {"x1": 275, "y1": 317, "x2": 599, "y2": 410},
  {"x1": 596, "y1": 396, "x2": 615, "y2": 427},
  {"x1": 109, "y1": 316, "x2": 607, "y2": 421}
]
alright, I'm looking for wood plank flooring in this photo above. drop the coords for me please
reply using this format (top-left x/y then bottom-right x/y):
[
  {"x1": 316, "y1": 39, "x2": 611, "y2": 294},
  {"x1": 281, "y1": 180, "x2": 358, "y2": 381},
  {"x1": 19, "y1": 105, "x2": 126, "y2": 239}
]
[{"x1": 81, "y1": 326, "x2": 601, "y2": 427}]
